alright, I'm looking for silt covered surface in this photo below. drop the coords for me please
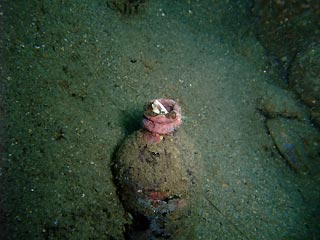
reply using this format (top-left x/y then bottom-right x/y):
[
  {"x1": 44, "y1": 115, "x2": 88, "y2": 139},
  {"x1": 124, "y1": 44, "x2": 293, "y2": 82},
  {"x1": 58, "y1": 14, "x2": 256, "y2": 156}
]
[{"x1": 113, "y1": 129, "x2": 202, "y2": 239}]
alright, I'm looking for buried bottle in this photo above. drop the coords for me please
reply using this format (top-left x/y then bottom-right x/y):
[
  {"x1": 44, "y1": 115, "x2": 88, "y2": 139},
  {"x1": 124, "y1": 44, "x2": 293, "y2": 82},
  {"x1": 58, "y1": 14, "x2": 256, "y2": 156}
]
[{"x1": 113, "y1": 98, "x2": 203, "y2": 239}]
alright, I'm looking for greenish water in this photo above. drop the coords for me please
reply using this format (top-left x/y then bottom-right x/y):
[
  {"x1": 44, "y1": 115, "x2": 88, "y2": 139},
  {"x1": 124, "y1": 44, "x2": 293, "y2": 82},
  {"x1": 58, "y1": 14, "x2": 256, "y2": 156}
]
[{"x1": 1, "y1": 1, "x2": 319, "y2": 239}]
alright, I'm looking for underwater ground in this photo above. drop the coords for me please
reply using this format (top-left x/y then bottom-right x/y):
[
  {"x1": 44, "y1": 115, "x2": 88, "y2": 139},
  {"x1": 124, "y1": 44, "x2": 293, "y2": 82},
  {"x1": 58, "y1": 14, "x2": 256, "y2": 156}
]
[{"x1": 1, "y1": 0, "x2": 319, "y2": 239}]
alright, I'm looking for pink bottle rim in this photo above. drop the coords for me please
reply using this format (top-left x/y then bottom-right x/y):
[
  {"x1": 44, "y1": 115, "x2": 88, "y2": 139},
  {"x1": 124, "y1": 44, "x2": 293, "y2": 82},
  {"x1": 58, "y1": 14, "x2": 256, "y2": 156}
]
[{"x1": 143, "y1": 98, "x2": 182, "y2": 135}]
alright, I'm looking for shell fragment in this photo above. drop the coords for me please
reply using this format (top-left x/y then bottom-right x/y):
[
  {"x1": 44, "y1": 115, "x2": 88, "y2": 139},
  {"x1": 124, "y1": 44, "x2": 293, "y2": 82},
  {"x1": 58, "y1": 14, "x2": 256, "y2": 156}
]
[{"x1": 151, "y1": 100, "x2": 169, "y2": 115}]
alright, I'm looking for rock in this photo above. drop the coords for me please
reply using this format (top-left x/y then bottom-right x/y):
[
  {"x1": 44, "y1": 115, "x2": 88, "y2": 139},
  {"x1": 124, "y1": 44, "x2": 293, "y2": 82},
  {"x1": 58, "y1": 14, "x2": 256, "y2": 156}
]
[
  {"x1": 252, "y1": 1, "x2": 320, "y2": 87},
  {"x1": 290, "y1": 43, "x2": 320, "y2": 127},
  {"x1": 256, "y1": 85, "x2": 309, "y2": 120},
  {"x1": 267, "y1": 117, "x2": 320, "y2": 175}
]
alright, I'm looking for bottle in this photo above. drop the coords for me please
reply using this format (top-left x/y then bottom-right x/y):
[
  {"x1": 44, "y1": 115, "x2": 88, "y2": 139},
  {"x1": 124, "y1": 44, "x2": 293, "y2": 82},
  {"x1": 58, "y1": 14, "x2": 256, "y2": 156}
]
[{"x1": 113, "y1": 98, "x2": 202, "y2": 239}]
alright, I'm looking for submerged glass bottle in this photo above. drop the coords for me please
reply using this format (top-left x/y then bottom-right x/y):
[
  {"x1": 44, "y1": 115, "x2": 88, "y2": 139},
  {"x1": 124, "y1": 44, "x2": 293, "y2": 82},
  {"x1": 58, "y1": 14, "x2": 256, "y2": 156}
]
[{"x1": 113, "y1": 98, "x2": 203, "y2": 239}]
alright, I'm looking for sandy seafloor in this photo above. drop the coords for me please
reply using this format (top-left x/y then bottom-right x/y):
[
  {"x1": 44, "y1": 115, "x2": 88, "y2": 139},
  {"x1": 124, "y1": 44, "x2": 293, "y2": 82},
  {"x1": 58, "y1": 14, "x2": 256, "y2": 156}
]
[{"x1": 0, "y1": 0, "x2": 319, "y2": 239}]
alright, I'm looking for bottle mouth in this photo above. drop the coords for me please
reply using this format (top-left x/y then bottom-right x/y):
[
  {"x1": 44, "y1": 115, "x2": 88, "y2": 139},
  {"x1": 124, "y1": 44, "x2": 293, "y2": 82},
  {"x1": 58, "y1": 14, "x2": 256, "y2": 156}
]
[{"x1": 143, "y1": 98, "x2": 182, "y2": 135}]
